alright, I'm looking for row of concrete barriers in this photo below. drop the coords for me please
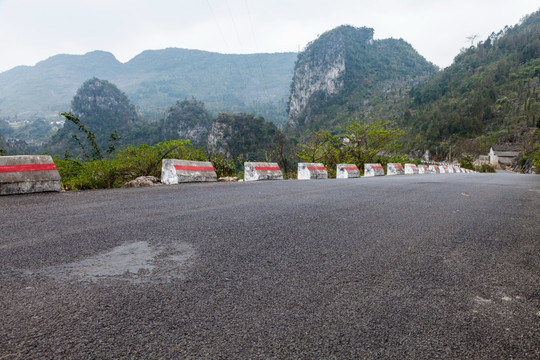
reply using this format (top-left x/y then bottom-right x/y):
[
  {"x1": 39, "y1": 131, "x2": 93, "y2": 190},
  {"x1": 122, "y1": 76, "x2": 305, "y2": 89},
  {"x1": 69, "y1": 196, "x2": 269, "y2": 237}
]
[
  {"x1": 162, "y1": 160, "x2": 475, "y2": 182},
  {"x1": 297, "y1": 162, "x2": 475, "y2": 179},
  {"x1": 0, "y1": 156, "x2": 476, "y2": 195}
]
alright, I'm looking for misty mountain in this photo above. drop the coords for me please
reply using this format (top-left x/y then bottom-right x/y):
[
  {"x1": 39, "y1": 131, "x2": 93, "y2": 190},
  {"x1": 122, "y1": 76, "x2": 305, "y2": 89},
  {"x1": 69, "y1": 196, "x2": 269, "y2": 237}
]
[{"x1": 0, "y1": 48, "x2": 297, "y2": 126}]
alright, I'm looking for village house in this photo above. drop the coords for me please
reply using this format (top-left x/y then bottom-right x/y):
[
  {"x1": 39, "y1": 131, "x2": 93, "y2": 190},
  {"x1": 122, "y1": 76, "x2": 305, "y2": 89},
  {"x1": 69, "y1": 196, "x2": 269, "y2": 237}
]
[{"x1": 489, "y1": 145, "x2": 522, "y2": 168}]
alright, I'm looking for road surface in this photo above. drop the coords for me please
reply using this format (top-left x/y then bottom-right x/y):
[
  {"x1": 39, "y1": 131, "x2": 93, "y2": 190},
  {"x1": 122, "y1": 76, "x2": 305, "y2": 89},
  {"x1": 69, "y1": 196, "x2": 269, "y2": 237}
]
[{"x1": 1, "y1": 172, "x2": 539, "y2": 359}]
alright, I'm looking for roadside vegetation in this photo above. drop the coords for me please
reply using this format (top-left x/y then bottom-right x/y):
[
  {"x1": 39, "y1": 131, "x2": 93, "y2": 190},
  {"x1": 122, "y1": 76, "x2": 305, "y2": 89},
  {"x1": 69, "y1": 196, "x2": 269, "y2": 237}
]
[
  {"x1": 54, "y1": 112, "x2": 238, "y2": 190},
  {"x1": 53, "y1": 112, "x2": 410, "y2": 189},
  {"x1": 296, "y1": 121, "x2": 406, "y2": 177}
]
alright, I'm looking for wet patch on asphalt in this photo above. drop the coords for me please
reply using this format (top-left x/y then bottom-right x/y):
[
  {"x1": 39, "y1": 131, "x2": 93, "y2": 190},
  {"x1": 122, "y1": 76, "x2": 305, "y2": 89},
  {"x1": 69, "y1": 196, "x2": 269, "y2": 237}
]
[{"x1": 32, "y1": 241, "x2": 195, "y2": 284}]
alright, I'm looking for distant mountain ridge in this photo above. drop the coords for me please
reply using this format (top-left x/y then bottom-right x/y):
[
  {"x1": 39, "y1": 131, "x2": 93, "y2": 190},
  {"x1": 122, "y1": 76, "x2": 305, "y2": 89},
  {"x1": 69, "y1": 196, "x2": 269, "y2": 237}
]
[{"x1": 0, "y1": 48, "x2": 297, "y2": 125}]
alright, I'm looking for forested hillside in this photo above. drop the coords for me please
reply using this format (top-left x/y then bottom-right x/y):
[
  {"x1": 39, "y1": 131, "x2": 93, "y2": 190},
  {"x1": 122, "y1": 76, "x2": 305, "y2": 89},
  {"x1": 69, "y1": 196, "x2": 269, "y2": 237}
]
[
  {"x1": 402, "y1": 10, "x2": 540, "y2": 157},
  {"x1": 35, "y1": 77, "x2": 284, "y2": 167},
  {"x1": 43, "y1": 78, "x2": 143, "y2": 158},
  {"x1": 159, "y1": 98, "x2": 212, "y2": 148},
  {"x1": 287, "y1": 25, "x2": 437, "y2": 137}
]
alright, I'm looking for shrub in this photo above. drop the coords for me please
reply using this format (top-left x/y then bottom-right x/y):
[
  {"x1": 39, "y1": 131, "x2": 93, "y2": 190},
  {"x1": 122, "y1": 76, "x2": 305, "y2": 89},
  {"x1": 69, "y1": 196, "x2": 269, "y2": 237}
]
[
  {"x1": 476, "y1": 163, "x2": 496, "y2": 173},
  {"x1": 208, "y1": 152, "x2": 237, "y2": 178},
  {"x1": 55, "y1": 139, "x2": 207, "y2": 190}
]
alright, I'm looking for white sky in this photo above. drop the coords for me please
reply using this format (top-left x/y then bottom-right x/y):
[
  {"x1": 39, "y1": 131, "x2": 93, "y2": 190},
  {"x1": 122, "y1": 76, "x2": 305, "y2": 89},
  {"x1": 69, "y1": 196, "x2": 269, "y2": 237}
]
[{"x1": 0, "y1": 0, "x2": 538, "y2": 73}]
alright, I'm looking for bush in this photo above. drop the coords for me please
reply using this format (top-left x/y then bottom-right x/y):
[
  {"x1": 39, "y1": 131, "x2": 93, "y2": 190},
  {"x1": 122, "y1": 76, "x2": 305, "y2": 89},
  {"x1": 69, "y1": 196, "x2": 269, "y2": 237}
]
[
  {"x1": 460, "y1": 153, "x2": 475, "y2": 170},
  {"x1": 208, "y1": 152, "x2": 237, "y2": 178},
  {"x1": 55, "y1": 139, "x2": 207, "y2": 190},
  {"x1": 476, "y1": 163, "x2": 496, "y2": 173}
]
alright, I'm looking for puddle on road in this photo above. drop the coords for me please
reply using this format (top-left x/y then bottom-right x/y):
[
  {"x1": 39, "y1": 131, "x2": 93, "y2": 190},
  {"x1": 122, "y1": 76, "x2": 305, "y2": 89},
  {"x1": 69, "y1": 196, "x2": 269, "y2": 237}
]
[{"x1": 36, "y1": 241, "x2": 194, "y2": 284}]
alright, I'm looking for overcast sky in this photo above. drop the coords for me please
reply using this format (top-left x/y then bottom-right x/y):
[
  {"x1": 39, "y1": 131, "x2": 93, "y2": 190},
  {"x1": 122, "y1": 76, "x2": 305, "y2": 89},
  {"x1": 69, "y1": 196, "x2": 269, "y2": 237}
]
[{"x1": 0, "y1": 0, "x2": 538, "y2": 73}]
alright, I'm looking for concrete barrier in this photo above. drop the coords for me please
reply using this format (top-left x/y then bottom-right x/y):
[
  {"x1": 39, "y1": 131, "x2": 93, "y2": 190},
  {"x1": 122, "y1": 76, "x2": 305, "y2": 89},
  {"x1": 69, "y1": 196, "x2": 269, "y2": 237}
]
[
  {"x1": 336, "y1": 164, "x2": 360, "y2": 179},
  {"x1": 418, "y1": 165, "x2": 429, "y2": 174},
  {"x1": 161, "y1": 159, "x2": 217, "y2": 184},
  {"x1": 428, "y1": 165, "x2": 440, "y2": 174},
  {"x1": 244, "y1": 162, "x2": 283, "y2": 181},
  {"x1": 447, "y1": 166, "x2": 455, "y2": 174},
  {"x1": 439, "y1": 166, "x2": 448, "y2": 174},
  {"x1": 364, "y1": 163, "x2": 384, "y2": 177},
  {"x1": 404, "y1": 163, "x2": 419, "y2": 175},
  {"x1": 298, "y1": 163, "x2": 327, "y2": 180},
  {"x1": 0, "y1": 155, "x2": 61, "y2": 195},
  {"x1": 387, "y1": 163, "x2": 405, "y2": 176}
]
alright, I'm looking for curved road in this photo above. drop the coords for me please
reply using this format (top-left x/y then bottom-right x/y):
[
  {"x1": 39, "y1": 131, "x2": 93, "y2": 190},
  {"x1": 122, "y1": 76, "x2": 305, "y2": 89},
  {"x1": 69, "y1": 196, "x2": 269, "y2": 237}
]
[{"x1": 1, "y1": 172, "x2": 539, "y2": 359}]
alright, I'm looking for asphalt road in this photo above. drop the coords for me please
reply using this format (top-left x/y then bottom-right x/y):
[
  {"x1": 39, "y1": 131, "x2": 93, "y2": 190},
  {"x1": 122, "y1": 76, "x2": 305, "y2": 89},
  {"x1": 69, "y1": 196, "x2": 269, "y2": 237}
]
[{"x1": 1, "y1": 172, "x2": 539, "y2": 359}]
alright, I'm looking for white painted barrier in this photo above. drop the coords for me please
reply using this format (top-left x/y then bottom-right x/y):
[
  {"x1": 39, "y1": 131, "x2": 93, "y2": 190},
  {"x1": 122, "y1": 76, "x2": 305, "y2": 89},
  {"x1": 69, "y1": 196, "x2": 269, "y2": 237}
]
[
  {"x1": 418, "y1": 165, "x2": 429, "y2": 174},
  {"x1": 404, "y1": 163, "x2": 419, "y2": 175},
  {"x1": 440, "y1": 166, "x2": 448, "y2": 174},
  {"x1": 336, "y1": 164, "x2": 360, "y2": 179},
  {"x1": 0, "y1": 155, "x2": 61, "y2": 195},
  {"x1": 298, "y1": 163, "x2": 327, "y2": 180},
  {"x1": 387, "y1": 163, "x2": 405, "y2": 175},
  {"x1": 364, "y1": 163, "x2": 385, "y2": 177},
  {"x1": 429, "y1": 165, "x2": 440, "y2": 174},
  {"x1": 161, "y1": 159, "x2": 217, "y2": 184},
  {"x1": 244, "y1": 162, "x2": 283, "y2": 181}
]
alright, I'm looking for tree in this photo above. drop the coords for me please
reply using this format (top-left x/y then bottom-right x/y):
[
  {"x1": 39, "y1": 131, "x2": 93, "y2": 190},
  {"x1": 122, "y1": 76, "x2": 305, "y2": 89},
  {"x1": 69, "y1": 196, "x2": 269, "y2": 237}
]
[
  {"x1": 296, "y1": 131, "x2": 345, "y2": 178},
  {"x1": 296, "y1": 121, "x2": 404, "y2": 177},
  {"x1": 466, "y1": 34, "x2": 479, "y2": 47},
  {"x1": 60, "y1": 112, "x2": 121, "y2": 161},
  {"x1": 272, "y1": 132, "x2": 296, "y2": 178},
  {"x1": 343, "y1": 121, "x2": 403, "y2": 169}
]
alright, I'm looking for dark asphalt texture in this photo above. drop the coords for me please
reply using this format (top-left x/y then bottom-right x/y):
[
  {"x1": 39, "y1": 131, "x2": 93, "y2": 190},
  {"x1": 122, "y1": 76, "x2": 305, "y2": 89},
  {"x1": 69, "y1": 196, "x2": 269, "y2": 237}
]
[{"x1": 1, "y1": 172, "x2": 539, "y2": 359}]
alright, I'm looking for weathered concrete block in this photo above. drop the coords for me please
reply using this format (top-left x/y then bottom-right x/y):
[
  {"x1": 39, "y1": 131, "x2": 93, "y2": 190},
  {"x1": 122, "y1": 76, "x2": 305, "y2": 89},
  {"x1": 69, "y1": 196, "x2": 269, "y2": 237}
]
[
  {"x1": 440, "y1": 166, "x2": 448, "y2": 174},
  {"x1": 404, "y1": 163, "x2": 419, "y2": 175},
  {"x1": 418, "y1": 165, "x2": 430, "y2": 174},
  {"x1": 244, "y1": 162, "x2": 283, "y2": 181},
  {"x1": 0, "y1": 155, "x2": 61, "y2": 195},
  {"x1": 336, "y1": 164, "x2": 360, "y2": 179},
  {"x1": 387, "y1": 163, "x2": 405, "y2": 175},
  {"x1": 428, "y1": 165, "x2": 440, "y2": 174},
  {"x1": 161, "y1": 159, "x2": 217, "y2": 184},
  {"x1": 298, "y1": 163, "x2": 327, "y2": 180},
  {"x1": 364, "y1": 163, "x2": 384, "y2": 177}
]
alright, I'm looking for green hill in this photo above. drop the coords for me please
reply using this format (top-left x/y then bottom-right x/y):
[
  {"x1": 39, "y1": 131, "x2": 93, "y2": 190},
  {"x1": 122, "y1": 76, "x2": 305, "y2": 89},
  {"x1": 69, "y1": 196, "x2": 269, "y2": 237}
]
[
  {"x1": 402, "y1": 10, "x2": 540, "y2": 157},
  {"x1": 286, "y1": 25, "x2": 438, "y2": 136},
  {"x1": 43, "y1": 78, "x2": 142, "y2": 158}
]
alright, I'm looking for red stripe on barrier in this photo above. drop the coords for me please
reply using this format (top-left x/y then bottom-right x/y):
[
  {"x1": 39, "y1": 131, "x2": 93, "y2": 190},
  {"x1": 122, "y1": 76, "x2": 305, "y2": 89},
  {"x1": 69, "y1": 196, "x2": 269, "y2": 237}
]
[
  {"x1": 371, "y1": 166, "x2": 383, "y2": 169},
  {"x1": 174, "y1": 165, "x2": 215, "y2": 172},
  {"x1": 0, "y1": 163, "x2": 57, "y2": 173},
  {"x1": 394, "y1": 165, "x2": 403, "y2": 168},
  {"x1": 254, "y1": 166, "x2": 281, "y2": 171},
  {"x1": 345, "y1": 167, "x2": 358, "y2": 171},
  {"x1": 307, "y1": 166, "x2": 326, "y2": 171}
]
